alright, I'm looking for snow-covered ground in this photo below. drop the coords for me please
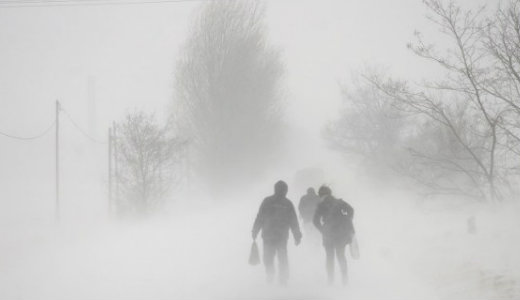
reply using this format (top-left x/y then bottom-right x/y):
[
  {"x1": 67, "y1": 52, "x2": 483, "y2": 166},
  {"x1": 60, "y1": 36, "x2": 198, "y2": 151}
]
[{"x1": 1, "y1": 194, "x2": 519, "y2": 300}]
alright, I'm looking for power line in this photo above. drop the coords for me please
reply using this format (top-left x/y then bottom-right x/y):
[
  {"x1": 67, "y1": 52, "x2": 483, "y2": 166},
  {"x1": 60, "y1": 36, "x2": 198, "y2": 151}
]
[
  {"x1": 0, "y1": 120, "x2": 56, "y2": 140},
  {"x1": 0, "y1": 0, "x2": 204, "y2": 3},
  {"x1": 60, "y1": 107, "x2": 107, "y2": 144},
  {"x1": 0, "y1": 0, "x2": 207, "y2": 8}
]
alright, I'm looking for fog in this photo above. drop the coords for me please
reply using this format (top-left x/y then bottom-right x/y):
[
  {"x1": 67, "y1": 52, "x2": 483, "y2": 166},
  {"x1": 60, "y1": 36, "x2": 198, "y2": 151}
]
[{"x1": 1, "y1": 0, "x2": 519, "y2": 299}]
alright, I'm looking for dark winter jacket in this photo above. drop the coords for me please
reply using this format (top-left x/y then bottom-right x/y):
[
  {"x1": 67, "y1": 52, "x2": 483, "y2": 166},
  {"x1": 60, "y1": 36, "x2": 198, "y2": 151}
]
[
  {"x1": 313, "y1": 195, "x2": 355, "y2": 245},
  {"x1": 298, "y1": 189, "x2": 321, "y2": 223},
  {"x1": 252, "y1": 181, "x2": 302, "y2": 242}
]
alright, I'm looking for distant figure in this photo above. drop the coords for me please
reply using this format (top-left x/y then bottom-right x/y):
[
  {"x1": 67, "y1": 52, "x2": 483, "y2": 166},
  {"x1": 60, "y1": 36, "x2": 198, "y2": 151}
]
[
  {"x1": 298, "y1": 187, "x2": 321, "y2": 239},
  {"x1": 299, "y1": 187, "x2": 321, "y2": 224},
  {"x1": 252, "y1": 180, "x2": 302, "y2": 285},
  {"x1": 313, "y1": 185, "x2": 355, "y2": 285}
]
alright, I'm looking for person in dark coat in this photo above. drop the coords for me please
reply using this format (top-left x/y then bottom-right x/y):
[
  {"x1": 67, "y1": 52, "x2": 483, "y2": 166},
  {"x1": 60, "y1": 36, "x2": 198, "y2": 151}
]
[
  {"x1": 313, "y1": 185, "x2": 355, "y2": 285},
  {"x1": 252, "y1": 180, "x2": 302, "y2": 285},
  {"x1": 298, "y1": 187, "x2": 321, "y2": 240},
  {"x1": 298, "y1": 187, "x2": 321, "y2": 224}
]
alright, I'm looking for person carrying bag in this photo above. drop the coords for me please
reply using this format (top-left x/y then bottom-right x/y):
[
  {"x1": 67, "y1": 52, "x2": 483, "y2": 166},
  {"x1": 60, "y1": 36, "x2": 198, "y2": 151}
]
[{"x1": 313, "y1": 185, "x2": 356, "y2": 285}]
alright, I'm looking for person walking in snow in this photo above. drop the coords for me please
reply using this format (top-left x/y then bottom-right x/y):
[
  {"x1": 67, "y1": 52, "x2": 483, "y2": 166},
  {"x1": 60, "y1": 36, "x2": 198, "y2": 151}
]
[
  {"x1": 252, "y1": 180, "x2": 302, "y2": 285},
  {"x1": 313, "y1": 185, "x2": 355, "y2": 285},
  {"x1": 298, "y1": 187, "x2": 321, "y2": 239}
]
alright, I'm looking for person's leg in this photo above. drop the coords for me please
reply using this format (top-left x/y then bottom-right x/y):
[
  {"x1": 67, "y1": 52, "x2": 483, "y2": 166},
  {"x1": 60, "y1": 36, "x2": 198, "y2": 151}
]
[
  {"x1": 263, "y1": 240, "x2": 276, "y2": 283},
  {"x1": 336, "y1": 243, "x2": 348, "y2": 285},
  {"x1": 277, "y1": 239, "x2": 289, "y2": 285},
  {"x1": 324, "y1": 241, "x2": 335, "y2": 284}
]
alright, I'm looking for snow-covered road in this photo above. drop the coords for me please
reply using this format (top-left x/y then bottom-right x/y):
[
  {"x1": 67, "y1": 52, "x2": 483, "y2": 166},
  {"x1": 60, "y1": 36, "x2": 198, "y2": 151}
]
[{"x1": 1, "y1": 199, "x2": 518, "y2": 299}]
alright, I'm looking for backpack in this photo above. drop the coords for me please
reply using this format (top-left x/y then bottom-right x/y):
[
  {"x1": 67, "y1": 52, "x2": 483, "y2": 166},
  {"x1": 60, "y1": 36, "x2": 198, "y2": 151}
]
[{"x1": 322, "y1": 198, "x2": 354, "y2": 240}]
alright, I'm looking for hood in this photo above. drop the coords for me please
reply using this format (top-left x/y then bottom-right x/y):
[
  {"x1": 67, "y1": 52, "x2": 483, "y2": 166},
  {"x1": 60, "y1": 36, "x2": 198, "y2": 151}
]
[
  {"x1": 274, "y1": 180, "x2": 288, "y2": 197},
  {"x1": 318, "y1": 185, "x2": 331, "y2": 197}
]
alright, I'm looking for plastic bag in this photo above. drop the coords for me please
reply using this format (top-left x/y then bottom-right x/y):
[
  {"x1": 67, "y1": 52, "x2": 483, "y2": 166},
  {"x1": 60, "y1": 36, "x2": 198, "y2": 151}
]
[
  {"x1": 248, "y1": 241, "x2": 260, "y2": 265},
  {"x1": 350, "y1": 235, "x2": 360, "y2": 260}
]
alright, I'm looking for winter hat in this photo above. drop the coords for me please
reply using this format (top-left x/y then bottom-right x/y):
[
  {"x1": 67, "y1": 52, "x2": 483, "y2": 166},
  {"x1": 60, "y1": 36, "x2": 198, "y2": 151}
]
[
  {"x1": 318, "y1": 185, "x2": 331, "y2": 197},
  {"x1": 274, "y1": 180, "x2": 288, "y2": 196}
]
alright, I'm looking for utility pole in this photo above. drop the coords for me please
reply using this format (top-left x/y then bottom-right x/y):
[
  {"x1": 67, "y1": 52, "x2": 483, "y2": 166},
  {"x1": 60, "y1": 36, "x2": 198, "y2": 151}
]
[
  {"x1": 55, "y1": 100, "x2": 60, "y2": 221},
  {"x1": 108, "y1": 126, "x2": 113, "y2": 216}
]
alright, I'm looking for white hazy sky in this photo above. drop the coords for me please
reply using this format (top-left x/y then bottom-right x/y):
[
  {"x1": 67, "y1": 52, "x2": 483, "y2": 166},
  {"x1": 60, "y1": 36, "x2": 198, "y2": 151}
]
[
  {"x1": 0, "y1": 0, "x2": 492, "y2": 219},
  {"x1": 0, "y1": 0, "x2": 491, "y2": 136}
]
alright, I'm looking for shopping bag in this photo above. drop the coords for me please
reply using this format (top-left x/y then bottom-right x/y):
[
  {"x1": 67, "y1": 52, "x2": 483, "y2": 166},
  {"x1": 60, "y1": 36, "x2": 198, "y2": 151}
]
[
  {"x1": 350, "y1": 235, "x2": 360, "y2": 260},
  {"x1": 248, "y1": 241, "x2": 260, "y2": 265}
]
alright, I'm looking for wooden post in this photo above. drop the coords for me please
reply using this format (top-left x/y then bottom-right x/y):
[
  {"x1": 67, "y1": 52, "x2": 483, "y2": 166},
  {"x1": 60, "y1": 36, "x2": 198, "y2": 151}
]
[{"x1": 108, "y1": 126, "x2": 113, "y2": 215}]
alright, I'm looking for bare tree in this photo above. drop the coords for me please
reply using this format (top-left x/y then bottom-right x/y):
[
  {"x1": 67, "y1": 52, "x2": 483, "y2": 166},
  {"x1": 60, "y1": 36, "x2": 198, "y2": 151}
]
[
  {"x1": 327, "y1": 73, "x2": 484, "y2": 197},
  {"x1": 408, "y1": 0, "x2": 504, "y2": 201},
  {"x1": 331, "y1": 0, "x2": 520, "y2": 201},
  {"x1": 326, "y1": 73, "x2": 409, "y2": 178},
  {"x1": 173, "y1": 0, "x2": 285, "y2": 193},
  {"x1": 484, "y1": 0, "x2": 520, "y2": 180},
  {"x1": 115, "y1": 111, "x2": 184, "y2": 214}
]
